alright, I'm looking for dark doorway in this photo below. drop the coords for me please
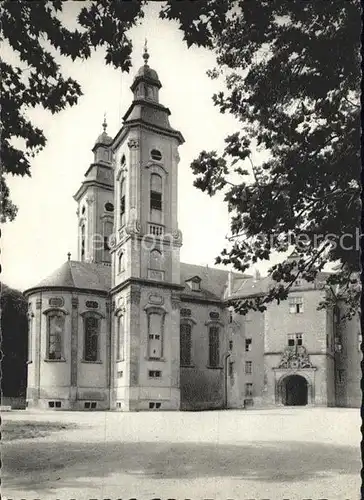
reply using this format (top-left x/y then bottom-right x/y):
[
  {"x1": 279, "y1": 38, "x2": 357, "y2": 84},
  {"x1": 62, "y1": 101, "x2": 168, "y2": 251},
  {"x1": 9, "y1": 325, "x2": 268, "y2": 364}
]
[{"x1": 283, "y1": 375, "x2": 308, "y2": 406}]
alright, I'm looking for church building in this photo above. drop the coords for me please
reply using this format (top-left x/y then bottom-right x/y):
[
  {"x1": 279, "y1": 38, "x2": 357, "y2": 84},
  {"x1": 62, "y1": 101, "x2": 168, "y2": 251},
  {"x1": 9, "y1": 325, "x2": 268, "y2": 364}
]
[{"x1": 24, "y1": 48, "x2": 361, "y2": 411}]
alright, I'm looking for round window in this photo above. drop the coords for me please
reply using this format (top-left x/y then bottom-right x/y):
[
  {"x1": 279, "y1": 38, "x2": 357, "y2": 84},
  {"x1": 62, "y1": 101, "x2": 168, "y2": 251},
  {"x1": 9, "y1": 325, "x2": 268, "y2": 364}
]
[
  {"x1": 151, "y1": 149, "x2": 162, "y2": 161},
  {"x1": 105, "y1": 202, "x2": 114, "y2": 212}
]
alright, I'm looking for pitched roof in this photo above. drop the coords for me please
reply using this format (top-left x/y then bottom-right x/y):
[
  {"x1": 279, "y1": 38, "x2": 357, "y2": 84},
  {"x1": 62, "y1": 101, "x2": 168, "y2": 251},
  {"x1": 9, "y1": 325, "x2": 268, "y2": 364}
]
[
  {"x1": 180, "y1": 262, "x2": 249, "y2": 302},
  {"x1": 25, "y1": 261, "x2": 111, "y2": 294},
  {"x1": 230, "y1": 276, "x2": 271, "y2": 299}
]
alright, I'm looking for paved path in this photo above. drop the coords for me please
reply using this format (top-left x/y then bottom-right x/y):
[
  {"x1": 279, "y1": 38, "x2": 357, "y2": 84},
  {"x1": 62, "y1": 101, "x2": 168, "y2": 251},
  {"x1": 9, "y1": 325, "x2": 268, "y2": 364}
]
[{"x1": 2, "y1": 408, "x2": 360, "y2": 499}]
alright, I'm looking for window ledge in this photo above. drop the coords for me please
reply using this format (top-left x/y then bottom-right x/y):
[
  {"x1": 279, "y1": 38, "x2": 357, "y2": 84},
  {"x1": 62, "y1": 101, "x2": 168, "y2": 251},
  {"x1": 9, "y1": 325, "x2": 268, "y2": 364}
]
[
  {"x1": 81, "y1": 360, "x2": 102, "y2": 364},
  {"x1": 181, "y1": 364, "x2": 195, "y2": 368},
  {"x1": 44, "y1": 358, "x2": 66, "y2": 363},
  {"x1": 206, "y1": 365, "x2": 223, "y2": 370},
  {"x1": 116, "y1": 358, "x2": 125, "y2": 363},
  {"x1": 146, "y1": 357, "x2": 165, "y2": 362}
]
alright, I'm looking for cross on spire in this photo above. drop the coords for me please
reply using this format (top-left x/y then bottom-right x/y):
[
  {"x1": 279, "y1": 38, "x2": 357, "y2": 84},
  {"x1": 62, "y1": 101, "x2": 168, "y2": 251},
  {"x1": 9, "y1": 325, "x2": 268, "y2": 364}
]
[{"x1": 102, "y1": 113, "x2": 107, "y2": 132}]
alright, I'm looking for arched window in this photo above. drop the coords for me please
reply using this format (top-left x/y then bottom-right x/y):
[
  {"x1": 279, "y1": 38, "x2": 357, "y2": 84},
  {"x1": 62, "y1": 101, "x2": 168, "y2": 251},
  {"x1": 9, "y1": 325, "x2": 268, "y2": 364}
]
[
  {"x1": 103, "y1": 221, "x2": 113, "y2": 262},
  {"x1": 148, "y1": 249, "x2": 164, "y2": 281},
  {"x1": 118, "y1": 251, "x2": 125, "y2": 274},
  {"x1": 180, "y1": 323, "x2": 192, "y2": 366},
  {"x1": 120, "y1": 180, "x2": 126, "y2": 227},
  {"x1": 83, "y1": 313, "x2": 100, "y2": 362},
  {"x1": 150, "y1": 249, "x2": 162, "y2": 269},
  {"x1": 150, "y1": 173, "x2": 162, "y2": 223},
  {"x1": 208, "y1": 326, "x2": 220, "y2": 367},
  {"x1": 47, "y1": 311, "x2": 65, "y2": 360},
  {"x1": 116, "y1": 313, "x2": 125, "y2": 361},
  {"x1": 81, "y1": 224, "x2": 85, "y2": 261}
]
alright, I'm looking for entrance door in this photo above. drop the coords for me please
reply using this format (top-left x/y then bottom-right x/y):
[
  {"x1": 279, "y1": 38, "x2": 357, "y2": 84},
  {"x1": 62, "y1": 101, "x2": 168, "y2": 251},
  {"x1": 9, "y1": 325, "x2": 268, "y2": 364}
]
[{"x1": 284, "y1": 375, "x2": 308, "y2": 406}]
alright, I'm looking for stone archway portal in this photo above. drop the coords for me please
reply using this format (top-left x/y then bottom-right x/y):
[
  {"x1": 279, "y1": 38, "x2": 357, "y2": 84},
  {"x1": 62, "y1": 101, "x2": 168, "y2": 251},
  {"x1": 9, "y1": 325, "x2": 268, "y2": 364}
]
[{"x1": 283, "y1": 375, "x2": 308, "y2": 406}]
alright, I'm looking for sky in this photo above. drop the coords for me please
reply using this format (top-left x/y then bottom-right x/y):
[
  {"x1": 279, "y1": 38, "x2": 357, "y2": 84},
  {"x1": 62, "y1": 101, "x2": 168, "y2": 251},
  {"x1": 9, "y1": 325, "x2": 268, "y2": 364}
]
[{"x1": 2, "y1": 2, "x2": 282, "y2": 292}]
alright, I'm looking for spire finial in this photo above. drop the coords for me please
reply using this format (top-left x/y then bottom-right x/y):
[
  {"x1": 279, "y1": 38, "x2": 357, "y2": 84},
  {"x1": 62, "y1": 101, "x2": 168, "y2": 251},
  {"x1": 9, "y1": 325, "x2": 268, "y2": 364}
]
[
  {"x1": 102, "y1": 113, "x2": 107, "y2": 133},
  {"x1": 67, "y1": 252, "x2": 71, "y2": 261},
  {"x1": 143, "y1": 38, "x2": 149, "y2": 66}
]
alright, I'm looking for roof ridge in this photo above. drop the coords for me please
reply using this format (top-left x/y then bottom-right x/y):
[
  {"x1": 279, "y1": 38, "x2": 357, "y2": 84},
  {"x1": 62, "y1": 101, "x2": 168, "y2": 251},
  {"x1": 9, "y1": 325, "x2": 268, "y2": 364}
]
[{"x1": 67, "y1": 260, "x2": 76, "y2": 287}]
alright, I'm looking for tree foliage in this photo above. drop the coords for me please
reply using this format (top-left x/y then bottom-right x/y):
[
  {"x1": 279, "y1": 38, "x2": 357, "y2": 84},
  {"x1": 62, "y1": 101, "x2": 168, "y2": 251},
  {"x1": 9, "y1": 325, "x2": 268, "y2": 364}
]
[
  {"x1": 1, "y1": 284, "x2": 28, "y2": 397},
  {"x1": 161, "y1": 0, "x2": 361, "y2": 318},
  {"x1": 1, "y1": 1, "x2": 360, "y2": 317},
  {"x1": 1, "y1": 0, "x2": 144, "y2": 222}
]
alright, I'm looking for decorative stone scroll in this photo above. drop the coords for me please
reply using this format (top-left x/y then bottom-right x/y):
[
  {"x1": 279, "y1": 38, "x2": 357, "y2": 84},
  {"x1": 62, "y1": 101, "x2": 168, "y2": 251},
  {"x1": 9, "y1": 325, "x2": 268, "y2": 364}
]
[
  {"x1": 172, "y1": 229, "x2": 183, "y2": 245},
  {"x1": 86, "y1": 300, "x2": 99, "y2": 309},
  {"x1": 49, "y1": 297, "x2": 64, "y2": 308},
  {"x1": 148, "y1": 294, "x2": 164, "y2": 306},
  {"x1": 171, "y1": 292, "x2": 181, "y2": 310},
  {"x1": 127, "y1": 138, "x2": 139, "y2": 149},
  {"x1": 278, "y1": 345, "x2": 314, "y2": 369},
  {"x1": 125, "y1": 207, "x2": 141, "y2": 235}
]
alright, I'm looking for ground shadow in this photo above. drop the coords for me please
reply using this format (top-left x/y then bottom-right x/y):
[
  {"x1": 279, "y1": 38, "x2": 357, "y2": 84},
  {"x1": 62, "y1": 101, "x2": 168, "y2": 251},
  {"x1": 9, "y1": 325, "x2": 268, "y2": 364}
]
[{"x1": 2, "y1": 439, "x2": 360, "y2": 494}]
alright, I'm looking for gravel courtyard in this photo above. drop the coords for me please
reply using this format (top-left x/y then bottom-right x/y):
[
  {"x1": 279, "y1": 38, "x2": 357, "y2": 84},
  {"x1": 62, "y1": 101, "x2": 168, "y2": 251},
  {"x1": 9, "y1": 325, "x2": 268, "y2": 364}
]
[{"x1": 2, "y1": 407, "x2": 360, "y2": 500}]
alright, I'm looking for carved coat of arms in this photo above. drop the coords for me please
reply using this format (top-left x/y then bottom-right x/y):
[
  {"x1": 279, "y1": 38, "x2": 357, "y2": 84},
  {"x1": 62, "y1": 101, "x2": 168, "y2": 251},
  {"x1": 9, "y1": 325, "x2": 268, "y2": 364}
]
[{"x1": 278, "y1": 345, "x2": 313, "y2": 369}]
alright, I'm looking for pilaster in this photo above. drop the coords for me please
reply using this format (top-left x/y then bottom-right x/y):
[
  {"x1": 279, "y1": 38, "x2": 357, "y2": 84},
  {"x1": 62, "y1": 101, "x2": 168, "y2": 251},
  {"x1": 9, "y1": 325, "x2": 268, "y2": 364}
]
[
  {"x1": 126, "y1": 285, "x2": 142, "y2": 387},
  {"x1": 34, "y1": 297, "x2": 42, "y2": 402},
  {"x1": 70, "y1": 296, "x2": 79, "y2": 401}
]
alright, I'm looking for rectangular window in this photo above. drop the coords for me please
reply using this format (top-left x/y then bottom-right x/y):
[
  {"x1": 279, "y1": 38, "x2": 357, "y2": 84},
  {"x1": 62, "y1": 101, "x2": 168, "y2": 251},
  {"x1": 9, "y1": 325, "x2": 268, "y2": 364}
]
[
  {"x1": 229, "y1": 340, "x2": 233, "y2": 351},
  {"x1": 117, "y1": 370, "x2": 123, "y2": 378},
  {"x1": 289, "y1": 297, "x2": 304, "y2": 313},
  {"x1": 120, "y1": 194, "x2": 126, "y2": 227},
  {"x1": 288, "y1": 333, "x2": 303, "y2": 347},
  {"x1": 245, "y1": 338, "x2": 252, "y2": 352},
  {"x1": 208, "y1": 326, "x2": 220, "y2": 367},
  {"x1": 229, "y1": 361, "x2": 234, "y2": 377},
  {"x1": 103, "y1": 236, "x2": 109, "y2": 251},
  {"x1": 148, "y1": 370, "x2": 161, "y2": 378},
  {"x1": 148, "y1": 313, "x2": 163, "y2": 359},
  {"x1": 149, "y1": 402, "x2": 155, "y2": 409},
  {"x1": 81, "y1": 224, "x2": 85, "y2": 261},
  {"x1": 180, "y1": 323, "x2": 192, "y2": 366},
  {"x1": 337, "y1": 369, "x2": 345, "y2": 383},
  {"x1": 245, "y1": 361, "x2": 252, "y2": 374},
  {"x1": 47, "y1": 313, "x2": 64, "y2": 360},
  {"x1": 150, "y1": 191, "x2": 162, "y2": 211},
  {"x1": 116, "y1": 315, "x2": 124, "y2": 361},
  {"x1": 245, "y1": 383, "x2": 253, "y2": 397},
  {"x1": 84, "y1": 316, "x2": 99, "y2": 362}
]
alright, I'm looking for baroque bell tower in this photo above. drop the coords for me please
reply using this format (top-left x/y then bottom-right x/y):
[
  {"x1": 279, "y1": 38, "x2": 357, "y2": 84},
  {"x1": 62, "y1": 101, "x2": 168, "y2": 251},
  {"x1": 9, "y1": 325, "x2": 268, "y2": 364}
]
[
  {"x1": 74, "y1": 118, "x2": 114, "y2": 265},
  {"x1": 109, "y1": 43, "x2": 184, "y2": 411}
]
